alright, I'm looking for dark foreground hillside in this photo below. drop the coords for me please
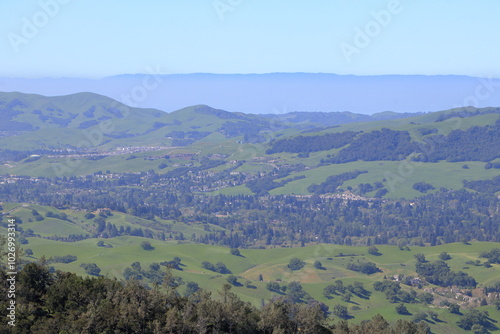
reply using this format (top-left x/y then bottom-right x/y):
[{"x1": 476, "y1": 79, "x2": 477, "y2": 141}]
[{"x1": 0, "y1": 262, "x2": 431, "y2": 334}]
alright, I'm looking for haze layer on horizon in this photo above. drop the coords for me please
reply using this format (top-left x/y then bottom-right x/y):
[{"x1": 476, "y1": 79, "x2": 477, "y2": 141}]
[
  {"x1": 1, "y1": 0, "x2": 499, "y2": 78},
  {"x1": 3, "y1": 74, "x2": 500, "y2": 115}
]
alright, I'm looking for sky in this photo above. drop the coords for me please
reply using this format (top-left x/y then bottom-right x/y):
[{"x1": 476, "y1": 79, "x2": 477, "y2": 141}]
[{"x1": 0, "y1": 0, "x2": 499, "y2": 78}]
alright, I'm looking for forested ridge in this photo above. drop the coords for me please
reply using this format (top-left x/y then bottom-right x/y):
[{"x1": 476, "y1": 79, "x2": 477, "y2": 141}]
[
  {"x1": 414, "y1": 119, "x2": 500, "y2": 162},
  {"x1": 266, "y1": 131, "x2": 358, "y2": 154},
  {"x1": 328, "y1": 129, "x2": 417, "y2": 163},
  {"x1": 267, "y1": 119, "x2": 500, "y2": 164},
  {"x1": 434, "y1": 107, "x2": 500, "y2": 122}
]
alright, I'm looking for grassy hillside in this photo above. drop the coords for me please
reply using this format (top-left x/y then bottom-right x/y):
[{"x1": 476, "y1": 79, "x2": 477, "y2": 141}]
[
  {"x1": 2, "y1": 92, "x2": 500, "y2": 332},
  {"x1": 3, "y1": 198, "x2": 499, "y2": 333},
  {"x1": 0, "y1": 92, "x2": 289, "y2": 151},
  {"x1": 1, "y1": 92, "x2": 499, "y2": 200},
  {"x1": 16, "y1": 235, "x2": 500, "y2": 333},
  {"x1": 268, "y1": 160, "x2": 499, "y2": 199}
]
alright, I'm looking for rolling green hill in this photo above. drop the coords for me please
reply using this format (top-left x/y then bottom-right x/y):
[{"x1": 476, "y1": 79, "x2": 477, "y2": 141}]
[
  {"x1": 0, "y1": 92, "x2": 288, "y2": 151},
  {"x1": 8, "y1": 224, "x2": 500, "y2": 333},
  {"x1": 1, "y1": 91, "x2": 499, "y2": 200},
  {"x1": 1, "y1": 92, "x2": 499, "y2": 332}
]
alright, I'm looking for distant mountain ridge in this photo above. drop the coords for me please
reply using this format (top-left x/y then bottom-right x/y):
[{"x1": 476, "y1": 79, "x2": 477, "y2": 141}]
[
  {"x1": 1, "y1": 91, "x2": 500, "y2": 151},
  {"x1": 1, "y1": 73, "x2": 499, "y2": 114}
]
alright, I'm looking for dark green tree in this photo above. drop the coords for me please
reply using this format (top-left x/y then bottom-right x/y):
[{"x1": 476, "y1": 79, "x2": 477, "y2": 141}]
[
  {"x1": 80, "y1": 263, "x2": 101, "y2": 276},
  {"x1": 368, "y1": 246, "x2": 381, "y2": 255},
  {"x1": 395, "y1": 303, "x2": 409, "y2": 315},
  {"x1": 449, "y1": 303, "x2": 460, "y2": 314},
  {"x1": 226, "y1": 275, "x2": 238, "y2": 286},
  {"x1": 341, "y1": 292, "x2": 352, "y2": 303},
  {"x1": 439, "y1": 251, "x2": 451, "y2": 260},
  {"x1": 414, "y1": 254, "x2": 426, "y2": 263},
  {"x1": 333, "y1": 304, "x2": 349, "y2": 319},
  {"x1": 184, "y1": 281, "x2": 199, "y2": 296},
  {"x1": 287, "y1": 257, "x2": 306, "y2": 271},
  {"x1": 140, "y1": 241, "x2": 154, "y2": 251}
]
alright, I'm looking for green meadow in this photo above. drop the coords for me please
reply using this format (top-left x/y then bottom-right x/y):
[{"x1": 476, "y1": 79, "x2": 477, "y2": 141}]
[
  {"x1": 2, "y1": 203, "x2": 499, "y2": 332},
  {"x1": 17, "y1": 235, "x2": 500, "y2": 333}
]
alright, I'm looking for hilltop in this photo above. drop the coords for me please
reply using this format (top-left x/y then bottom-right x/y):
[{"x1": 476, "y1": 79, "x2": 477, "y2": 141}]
[
  {"x1": 0, "y1": 91, "x2": 422, "y2": 151},
  {"x1": 3, "y1": 73, "x2": 500, "y2": 114}
]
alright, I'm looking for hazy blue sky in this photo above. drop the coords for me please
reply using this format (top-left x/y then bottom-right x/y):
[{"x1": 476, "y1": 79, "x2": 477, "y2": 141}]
[{"x1": 1, "y1": 0, "x2": 499, "y2": 78}]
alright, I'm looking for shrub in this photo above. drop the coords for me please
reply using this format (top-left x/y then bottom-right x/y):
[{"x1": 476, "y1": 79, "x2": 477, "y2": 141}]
[
  {"x1": 184, "y1": 281, "x2": 199, "y2": 296},
  {"x1": 226, "y1": 275, "x2": 238, "y2": 286},
  {"x1": 141, "y1": 241, "x2": 155, "y2": 251},
  {"x1": 411, "y1": 312, "x2": 428, "y2": 323},
  {"x1": 346, "y1": 261, "x2": 380, "y2": 274},
  {"x1": 266, "y1": 282, "x2": 281, "y2": 292},
  {"x1": 395, "y1": 303, "x2": 409, "y2": 315},
  {"x1": 439, "y1": 252, "x2": 451, "y2": 261},
  {"x1": 333, "y1": 304, "x2": 349, "y2": 319},
  {"x1": 449, "y1": 303, "x2": 460, "y2": 314},
  {"x1": 413, "y1": 182, "x2": 435, "y2": 193},
  {"x1": 215, "y1": 262, "x2": 231, "y2": 274},
  {"x1": 50, "y1": 255, "x2": 77, "y2": 263},
  {"x1": 201, "y1": 261, "x2": 215, "y2": 272},
  {"x1": 313, "y1": 260, "x2": 323, "y2": 269},
  {"x1": 368, "y1": 246, "x2": 381, "y2": 256},
  {"x1": 80, "y1": 263, "x2": 101, "y2": 276}
]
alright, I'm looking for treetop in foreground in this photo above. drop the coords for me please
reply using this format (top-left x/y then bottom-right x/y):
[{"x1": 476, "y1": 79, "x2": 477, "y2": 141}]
[{"x1": 0, "y1": 262, "x2": 435, "y2": 334}]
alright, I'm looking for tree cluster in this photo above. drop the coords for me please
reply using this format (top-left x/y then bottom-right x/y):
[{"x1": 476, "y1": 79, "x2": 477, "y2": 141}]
[
  {"x1": 266, "y1": 131, "x2": 358, "y2": 154},
  {"x1": 0, "y1": 263, "x2": 338, "y2": 334},
  {"x1": 323, "y1": 128, "x2": 418, "y2": 163},
  {"x1": 308, "y1": 171, "x2": 368, "y2": 194},
  {"x1": 346, "y1": 261, "x2": 380, "y2": 275},
  {"x1": 201, "y1": 261, "x2": 231, "y2": 274},
  {"x1": 479, "y1": 248, "x2": 500, "y2": 264},
  {"x1": 412, "y1": 182, "x2": 435, "y2": 193},
  {"x1": 415, "y1": 120, "x2": 500, "y2": 162},
  {"x1": 464, "y1": 175, "x2": 500, "y2": 194},
  {"x1": 287, "y1": 257, "x2": 306, "y2": 271},
  {"x1": 415, "y1": 260, "x2": 477, "y2": 288}
]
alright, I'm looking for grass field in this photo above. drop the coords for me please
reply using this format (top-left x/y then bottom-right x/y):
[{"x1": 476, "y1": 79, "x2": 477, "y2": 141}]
[
  {"x1": 14, "y1": 232, "x2": 500, "y2": 333},
  {"x1": 2, "y1": 201, "x2": 499, "y2": 333},
  {"x1": 268, "y1": 160, "x2": 499, "y2": 199}
]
